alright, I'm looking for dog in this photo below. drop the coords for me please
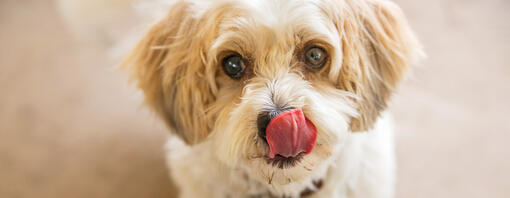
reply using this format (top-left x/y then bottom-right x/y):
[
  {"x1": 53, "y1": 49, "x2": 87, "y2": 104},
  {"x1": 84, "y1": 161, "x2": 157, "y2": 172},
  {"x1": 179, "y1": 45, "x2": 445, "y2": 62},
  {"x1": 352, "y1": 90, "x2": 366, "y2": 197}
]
[{"x1": 120, "y1": 0, "x2": 423, "y2": 197}]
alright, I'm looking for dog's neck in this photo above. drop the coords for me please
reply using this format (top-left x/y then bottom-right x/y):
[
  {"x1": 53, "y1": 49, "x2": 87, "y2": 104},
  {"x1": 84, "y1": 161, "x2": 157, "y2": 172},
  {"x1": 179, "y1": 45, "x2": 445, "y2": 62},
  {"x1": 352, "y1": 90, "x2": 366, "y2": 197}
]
[{"x1": 166, "y1": 137, "x2": 335, "y2": 198}]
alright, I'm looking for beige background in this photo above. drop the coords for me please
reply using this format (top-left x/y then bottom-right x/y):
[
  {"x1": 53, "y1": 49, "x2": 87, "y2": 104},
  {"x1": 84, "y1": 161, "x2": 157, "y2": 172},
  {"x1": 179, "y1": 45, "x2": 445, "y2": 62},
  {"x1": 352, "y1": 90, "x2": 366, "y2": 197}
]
[{"x1": 1, "y1": 0, "x2": 509, "y2": 197}]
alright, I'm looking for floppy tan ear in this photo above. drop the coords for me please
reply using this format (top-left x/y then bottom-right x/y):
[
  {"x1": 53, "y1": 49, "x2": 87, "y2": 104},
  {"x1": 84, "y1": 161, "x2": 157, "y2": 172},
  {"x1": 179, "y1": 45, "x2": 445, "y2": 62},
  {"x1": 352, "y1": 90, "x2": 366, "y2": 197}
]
[
  {"x1": 121, "y1": 2, "x2": 218, "y2": 144},
  {"x1": 334, "y1": 0, "x2": 423, "y2": 132}
]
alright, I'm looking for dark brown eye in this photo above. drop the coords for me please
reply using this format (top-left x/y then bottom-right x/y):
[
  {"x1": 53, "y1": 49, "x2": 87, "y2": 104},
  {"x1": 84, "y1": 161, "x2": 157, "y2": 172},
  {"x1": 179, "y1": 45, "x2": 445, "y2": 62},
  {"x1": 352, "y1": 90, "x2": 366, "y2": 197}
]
[
  {"x1": 304, "y1": 46, "x2": 328, "y2": 70},
  {"x1": 222, "y1": 54, "x2": 246, "y2": 79}
]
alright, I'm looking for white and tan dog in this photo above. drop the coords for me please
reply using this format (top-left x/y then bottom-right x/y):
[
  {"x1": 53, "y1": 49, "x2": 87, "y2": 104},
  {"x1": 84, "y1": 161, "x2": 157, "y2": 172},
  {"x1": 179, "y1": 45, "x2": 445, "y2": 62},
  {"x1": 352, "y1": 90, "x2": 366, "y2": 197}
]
[{"x1": 74, "y1": 0, "x2": 423, "y2": 197}]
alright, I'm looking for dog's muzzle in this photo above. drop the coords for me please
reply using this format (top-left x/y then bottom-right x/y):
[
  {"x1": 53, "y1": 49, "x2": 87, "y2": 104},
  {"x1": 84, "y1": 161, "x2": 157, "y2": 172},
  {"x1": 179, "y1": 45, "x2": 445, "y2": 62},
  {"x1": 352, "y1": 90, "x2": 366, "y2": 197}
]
[{"x1": 257, "y1": 109, "x2": 317, "y2": 158}]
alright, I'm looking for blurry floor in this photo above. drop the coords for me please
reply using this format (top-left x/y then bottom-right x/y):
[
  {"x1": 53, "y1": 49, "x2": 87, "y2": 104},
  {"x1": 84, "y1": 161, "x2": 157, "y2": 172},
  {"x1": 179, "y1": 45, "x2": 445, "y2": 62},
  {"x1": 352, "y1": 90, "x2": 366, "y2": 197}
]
[{"x1": 0, "y1": 0, "x2": 509, "y2": 198}]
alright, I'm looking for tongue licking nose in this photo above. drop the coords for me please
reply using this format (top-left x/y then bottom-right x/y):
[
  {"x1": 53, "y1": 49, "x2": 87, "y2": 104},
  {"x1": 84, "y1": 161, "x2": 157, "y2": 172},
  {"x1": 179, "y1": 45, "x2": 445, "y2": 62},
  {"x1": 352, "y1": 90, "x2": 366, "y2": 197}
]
[{"x1": 265, "y1": 109, "x2": 317, "y2": 158}]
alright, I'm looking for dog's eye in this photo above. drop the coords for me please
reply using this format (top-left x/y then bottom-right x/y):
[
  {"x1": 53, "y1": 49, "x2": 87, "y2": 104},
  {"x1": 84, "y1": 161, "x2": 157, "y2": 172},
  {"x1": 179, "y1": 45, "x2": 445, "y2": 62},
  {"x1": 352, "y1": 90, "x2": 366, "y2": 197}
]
[
  {"x1": 304, "y1": 47, "x2": 328, "y2": 70},
  {"x1": 222, "y1": 54, "x2": 246, "y2": 79}
]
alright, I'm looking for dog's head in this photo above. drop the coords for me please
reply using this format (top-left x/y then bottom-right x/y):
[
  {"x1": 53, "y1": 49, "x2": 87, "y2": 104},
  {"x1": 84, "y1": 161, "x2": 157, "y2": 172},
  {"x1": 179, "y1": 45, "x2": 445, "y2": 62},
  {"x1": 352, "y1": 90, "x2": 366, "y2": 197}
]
[{"x1": 123, "y1": 0, "x2": 421, "y2": 192}]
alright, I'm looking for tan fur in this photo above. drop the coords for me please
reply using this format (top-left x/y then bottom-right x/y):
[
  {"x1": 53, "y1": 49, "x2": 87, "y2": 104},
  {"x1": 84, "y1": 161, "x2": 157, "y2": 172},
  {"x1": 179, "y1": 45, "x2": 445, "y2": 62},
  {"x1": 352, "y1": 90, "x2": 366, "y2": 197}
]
[
  {"x1": 328, "y1": 0, "x2": 423, "y2": 131},
  {"x1": 122, "y1": 1, "x2": 222, "y2": 144}
]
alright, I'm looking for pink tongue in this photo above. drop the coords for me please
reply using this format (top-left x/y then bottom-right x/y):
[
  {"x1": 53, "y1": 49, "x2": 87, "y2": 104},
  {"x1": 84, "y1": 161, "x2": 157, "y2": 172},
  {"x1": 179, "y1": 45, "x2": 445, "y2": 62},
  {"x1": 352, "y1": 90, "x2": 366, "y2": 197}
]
[{"x1": 265, "y1": 109, "x2": 317, "y2": 158}]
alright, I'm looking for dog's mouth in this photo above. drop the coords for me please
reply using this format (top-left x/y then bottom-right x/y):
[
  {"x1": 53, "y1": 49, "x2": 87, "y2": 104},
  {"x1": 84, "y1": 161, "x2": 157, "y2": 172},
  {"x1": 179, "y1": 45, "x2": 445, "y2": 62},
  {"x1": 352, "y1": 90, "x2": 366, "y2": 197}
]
[
  {"x1": 265, "y1": 153, "x2": 304, "y2": 169},
  {"x1": 264, "y1": 109, "x2": 317, "y2": 158},
  {"x1": 254, "y1": 109, "x2": 317, "y2": 169}
]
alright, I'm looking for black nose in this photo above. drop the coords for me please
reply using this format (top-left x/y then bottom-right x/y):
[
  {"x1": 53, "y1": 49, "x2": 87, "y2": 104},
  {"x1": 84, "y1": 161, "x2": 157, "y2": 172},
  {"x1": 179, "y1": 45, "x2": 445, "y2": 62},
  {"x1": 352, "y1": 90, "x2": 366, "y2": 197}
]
[
  {"x1": 257, "y1": 111, "x2": 272, "y2": 143},
  {"x1": 256, "y1": 107, "x2": 293, "y2": 143}
]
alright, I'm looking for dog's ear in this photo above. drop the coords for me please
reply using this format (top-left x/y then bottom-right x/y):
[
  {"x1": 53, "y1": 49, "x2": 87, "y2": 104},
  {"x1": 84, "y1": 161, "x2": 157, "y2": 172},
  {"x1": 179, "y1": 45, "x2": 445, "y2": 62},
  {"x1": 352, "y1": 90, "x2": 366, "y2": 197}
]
[
  {"x1": 121, "y1": 2, "x2": 217, "y2": 144},
  {"x1": 333, "y1": 0, "x2": 423, "y2": 132}
]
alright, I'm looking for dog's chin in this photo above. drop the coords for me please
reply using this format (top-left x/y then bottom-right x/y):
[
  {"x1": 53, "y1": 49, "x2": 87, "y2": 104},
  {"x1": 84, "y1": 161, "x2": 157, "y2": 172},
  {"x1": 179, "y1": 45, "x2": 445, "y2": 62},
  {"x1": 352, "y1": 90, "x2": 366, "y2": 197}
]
[{"x1": 240, "y1": 141, "x2": 335, "y2": 186}]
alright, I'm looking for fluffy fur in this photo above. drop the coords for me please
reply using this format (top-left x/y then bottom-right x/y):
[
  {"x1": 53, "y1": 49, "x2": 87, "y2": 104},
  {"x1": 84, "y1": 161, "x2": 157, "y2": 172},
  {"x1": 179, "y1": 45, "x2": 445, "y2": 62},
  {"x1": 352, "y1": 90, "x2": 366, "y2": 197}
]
[{"x1": 120, "y1": 0, "x2": 423, "y2": 197}]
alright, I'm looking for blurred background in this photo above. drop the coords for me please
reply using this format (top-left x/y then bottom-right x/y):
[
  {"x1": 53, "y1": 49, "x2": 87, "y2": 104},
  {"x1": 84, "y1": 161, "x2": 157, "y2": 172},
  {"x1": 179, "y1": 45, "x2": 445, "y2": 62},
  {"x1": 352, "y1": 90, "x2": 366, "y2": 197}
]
[{"x1": 0, "y1": 0, "x2": 509, "y2": 197}]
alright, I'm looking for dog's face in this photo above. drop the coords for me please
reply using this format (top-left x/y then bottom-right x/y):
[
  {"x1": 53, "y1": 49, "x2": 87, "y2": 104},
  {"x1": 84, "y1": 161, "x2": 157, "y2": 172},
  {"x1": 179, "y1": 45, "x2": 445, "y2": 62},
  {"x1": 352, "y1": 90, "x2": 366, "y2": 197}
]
[{"x1": 124, "y1": 0, "x2": 420, "y2": 189}]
